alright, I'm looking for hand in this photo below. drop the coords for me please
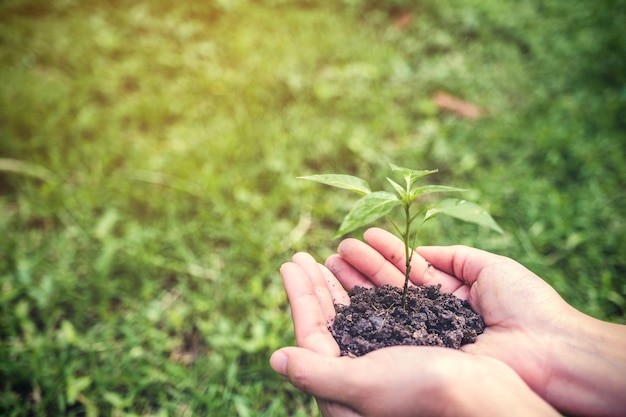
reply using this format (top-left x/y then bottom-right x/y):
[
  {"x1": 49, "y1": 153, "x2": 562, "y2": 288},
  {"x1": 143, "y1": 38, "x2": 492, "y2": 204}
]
[
  {"x1": 276, "y1": 252, "x2": 348, "y2": 358},
  {"x1": 272, "y1": 251, "x2": 558, "y2": 417},
  {"x1": 271, "y1": 345, "x2": 558, "y2": 417},
  {"x1": 325, "y1": 227, "x2": 626, "y2": 417},
  {"x1": 273, "y1": 252, "x2": 348, "y2": 415}
]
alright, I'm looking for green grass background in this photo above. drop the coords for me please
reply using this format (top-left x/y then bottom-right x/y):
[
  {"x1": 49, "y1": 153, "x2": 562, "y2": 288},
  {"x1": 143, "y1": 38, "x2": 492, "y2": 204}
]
[{"x1": 1, "y1": 0, "x2": 625, "y2": 415}]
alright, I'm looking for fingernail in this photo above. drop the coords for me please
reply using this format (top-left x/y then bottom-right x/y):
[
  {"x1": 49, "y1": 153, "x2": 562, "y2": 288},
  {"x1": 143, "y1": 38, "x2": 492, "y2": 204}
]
[
  {"x1": 270, "y1": 351, "x2": 288, "y2": 376},
  {"x1": 337, "y1": 239, "x2": 350, "y2": 255}
]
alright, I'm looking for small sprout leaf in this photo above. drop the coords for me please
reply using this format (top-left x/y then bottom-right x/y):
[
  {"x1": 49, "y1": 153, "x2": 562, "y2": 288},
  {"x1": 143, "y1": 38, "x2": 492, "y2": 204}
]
[
  {"x1": 389, "y1": 164, "x2": 438, "y2": 184},
  {"x1": 410, "y1": 185, "x2": 466, "y2": 200},
  {"x1": 424, "y1": 199, "x2": 503, "y2": 233},
  {"x1": 386, "y1": 177, "x2": 406, "y2": 198},
  {"x1": 298, "y1": 174, "x2": 371, "y2": 195},
  {"x1": 336, "y1": 191, "x2": 401, "y2": 237}
]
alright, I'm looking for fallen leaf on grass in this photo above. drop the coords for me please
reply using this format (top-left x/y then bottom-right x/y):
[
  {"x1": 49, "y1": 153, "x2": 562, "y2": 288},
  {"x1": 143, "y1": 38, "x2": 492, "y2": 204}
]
[
  {"x1": 433, "y1": 91, "x2": 483, "y2": 119},
  {"x1": 393, "y1": 12, "x2": 414, "y2": 30}
]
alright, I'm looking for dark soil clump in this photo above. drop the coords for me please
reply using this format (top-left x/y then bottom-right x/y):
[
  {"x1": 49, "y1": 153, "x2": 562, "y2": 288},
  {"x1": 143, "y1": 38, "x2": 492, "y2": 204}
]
[{"x1": 329, "y1": 285, "x2": 485, "y2": 357}]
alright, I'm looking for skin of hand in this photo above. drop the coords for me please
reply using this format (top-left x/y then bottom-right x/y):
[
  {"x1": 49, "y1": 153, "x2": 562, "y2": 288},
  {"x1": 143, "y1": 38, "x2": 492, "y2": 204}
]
[
  {"x1": 324, "y1": 227, "x2": 626, "y2": 417},
  {"x1": 271, "y1": 345, "x2": 559, "y2": 417},
  {"x1": 271, "y1": 251, "x2": 559, "y2": 417}
]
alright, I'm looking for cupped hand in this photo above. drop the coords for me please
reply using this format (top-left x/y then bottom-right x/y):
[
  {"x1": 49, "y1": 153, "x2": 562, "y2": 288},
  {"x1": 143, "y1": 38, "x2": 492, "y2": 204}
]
[
  {"x1": 273, "y1": 250, "x2": 558, "y2": 417},
  {"x1": 271, "y1": 344, "x2": 558, "y2": 417},
  {"x1": 323, "y1": 227, "x2": 598, "y2": 414}
]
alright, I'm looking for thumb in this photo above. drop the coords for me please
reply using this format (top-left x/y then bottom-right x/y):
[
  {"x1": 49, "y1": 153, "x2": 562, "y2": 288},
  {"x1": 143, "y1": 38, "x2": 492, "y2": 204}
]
[{"x1": 270, "y1": 347, "x2": 357, "y2": 402}]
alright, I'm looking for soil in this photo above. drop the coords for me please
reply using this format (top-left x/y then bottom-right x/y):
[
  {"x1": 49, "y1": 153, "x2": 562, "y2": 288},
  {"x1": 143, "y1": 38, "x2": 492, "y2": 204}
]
[{"x1": 329, "y1": 285, "x2": 485, "y2": 357}]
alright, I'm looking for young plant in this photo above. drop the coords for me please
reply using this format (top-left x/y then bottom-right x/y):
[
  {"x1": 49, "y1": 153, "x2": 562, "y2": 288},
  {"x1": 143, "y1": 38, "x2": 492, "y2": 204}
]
[{"x1": 299, "y1": 163, "x2": 503, "y2": 308}]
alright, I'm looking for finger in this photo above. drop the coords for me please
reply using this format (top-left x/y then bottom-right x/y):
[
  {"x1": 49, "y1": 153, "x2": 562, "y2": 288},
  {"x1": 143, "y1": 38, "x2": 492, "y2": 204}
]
[
  {"x1": 318, "y1": 262, "x2": 351, "y2": 306},
  {"x1": 452, "y1": 283, "x2": 470, "y2": 300},
  {"x1": 280, "y1": 261, "x2": 339, "y2": 356},
  {"x1": 336, "y1": 237, "x2": 406, "y2": 288},
  {"x1": 292, "y1": 252, "x2": 336, "y2": 322},
  {"x1": 361, "y1": 228, "x2": 465, "y2": 293},
  {"x1": 270, "y1": 347, "x2": 360, "y2": 406},
  {"x1": 416, "y1": 245, "x2": 510, "y2": 285},
  {"x1": 418, "y1": 245, "x2": 565, "y2": 321},
  {"x1": 325, "y1": 254, "x2": 374, "y2": 292}
]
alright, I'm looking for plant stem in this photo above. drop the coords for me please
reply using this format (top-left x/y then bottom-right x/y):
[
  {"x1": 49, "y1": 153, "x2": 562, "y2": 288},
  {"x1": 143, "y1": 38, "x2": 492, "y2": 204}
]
[{"x1": 402, "y1": 203, "x2": 412, "y2": 309}]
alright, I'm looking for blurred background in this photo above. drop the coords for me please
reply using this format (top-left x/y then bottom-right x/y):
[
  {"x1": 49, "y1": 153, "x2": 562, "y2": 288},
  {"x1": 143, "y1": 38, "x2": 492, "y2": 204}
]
[{"x1": 1, "y1": 0, "x2": 624, "y2": 415}]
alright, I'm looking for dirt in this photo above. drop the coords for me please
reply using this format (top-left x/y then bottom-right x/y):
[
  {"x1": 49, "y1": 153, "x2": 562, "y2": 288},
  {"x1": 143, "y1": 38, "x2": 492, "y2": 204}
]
[{"x1": 329, "y1": 285, "x2": 485, "y2": 357}]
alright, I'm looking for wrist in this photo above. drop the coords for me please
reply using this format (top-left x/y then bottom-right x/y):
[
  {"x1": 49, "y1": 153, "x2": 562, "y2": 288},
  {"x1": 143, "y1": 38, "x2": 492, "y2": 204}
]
[{"x1": 544, "y1": 311, "x2": 626, "y2": 417}]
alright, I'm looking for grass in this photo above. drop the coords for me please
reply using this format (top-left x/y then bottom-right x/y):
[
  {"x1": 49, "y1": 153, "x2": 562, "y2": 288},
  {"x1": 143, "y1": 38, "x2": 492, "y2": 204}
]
[{"x1": 1, "y1": 0, "x2": 625, "y2": 415}]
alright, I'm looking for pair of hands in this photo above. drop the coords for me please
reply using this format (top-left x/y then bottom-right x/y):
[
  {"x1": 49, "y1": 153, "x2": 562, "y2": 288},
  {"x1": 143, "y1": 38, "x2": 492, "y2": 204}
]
[{"x1": 270, "y1": 228, "x2": 625, "y2": 417}]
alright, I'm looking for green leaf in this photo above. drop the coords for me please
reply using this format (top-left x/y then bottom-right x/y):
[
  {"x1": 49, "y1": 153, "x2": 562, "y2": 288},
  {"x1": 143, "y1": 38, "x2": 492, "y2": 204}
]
[
  {"x1": 0, "y1": 158, "x2": 56, "y2": 183},
  {"x1": 424, "y1": 198, "x2": 503, "y2": 234},
  {"x1": 410, "y1": 185, "x2": 466, "y2": 200},
  {"x1": 386, "y1": 177, "x2": 406, "y2": 198},
  {"x1": 66, "y1": 375, "x2": 92, "y2": 404},
  {"x1": 389, "y1": 164, "x2": 438, "y2": 185},
  {"x1": 298, "y1": 174, "x2": 371, "y2": 195},
  {"x1": 335, "y1": 191, "x2": 401, "y2": 237}
]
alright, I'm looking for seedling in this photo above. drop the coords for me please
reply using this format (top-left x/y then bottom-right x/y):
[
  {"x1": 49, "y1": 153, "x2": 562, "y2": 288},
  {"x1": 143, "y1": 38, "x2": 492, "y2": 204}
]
[{"x1": 299, "y1": 163, "x2": 503, "y2": 308}]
